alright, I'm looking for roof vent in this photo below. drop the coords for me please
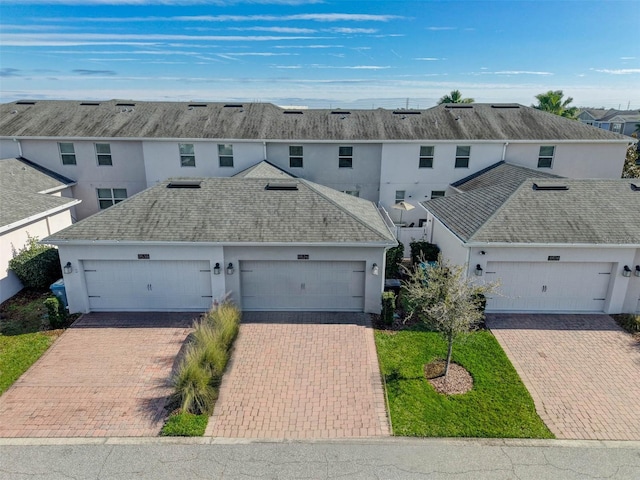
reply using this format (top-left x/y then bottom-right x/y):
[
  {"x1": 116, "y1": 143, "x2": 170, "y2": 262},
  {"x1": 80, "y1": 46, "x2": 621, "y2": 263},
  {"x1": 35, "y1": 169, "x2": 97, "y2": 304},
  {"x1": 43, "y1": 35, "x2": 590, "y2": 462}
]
[
  {"x1": 224, "y1": 104, "x2": 243, "y2": 108},
  {"x1": 631, "y1": 182, "x2": 640, "y2": 191},
  {"x1": 533, "y1": 182, "x2": 569, "y2": 191},
  {"x1": 167, "y1": 180, "x2": 202, "y2": 189},
  {"x1": 331, "y1": 110, "x2": 351, "y2": 115},
  {"x1": 265, "y1": 182, "x2": 299, "y2": 191},
  {"x1": 393, "y1": 110, "x2": 421, "y2": 115},
  {"x1": 444, "y1": 104, "x2": 473, "y2": 109},
  {"x1": 116, "y1": 102, "x2": 136, "y2": 107},
  {"x1": 15, "y1": 101, "x2": 36, "y2": 105},
  {"x1": 188, "y1": 103, "x2": 207, "y2": 108},
  {"x1": 283, "y1": 110, "x2": 303, "y2": 115},
  {"x1": 80, "y1": 102, "x2": 101, "y2": 106},
  {"x1": 491, "y1": 104, "x2": 520, "y2": 109}
]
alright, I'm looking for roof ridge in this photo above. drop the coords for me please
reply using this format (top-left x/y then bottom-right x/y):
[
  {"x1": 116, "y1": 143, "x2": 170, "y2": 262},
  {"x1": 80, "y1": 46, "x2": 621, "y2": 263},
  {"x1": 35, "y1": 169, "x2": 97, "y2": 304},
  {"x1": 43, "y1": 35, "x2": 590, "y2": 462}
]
[
  {"x1": 300, "y1": 179, "x2": 394, "y2": 242},
  {"x1": 451, "y1": 161, "x2": 504, "y2": 187}
]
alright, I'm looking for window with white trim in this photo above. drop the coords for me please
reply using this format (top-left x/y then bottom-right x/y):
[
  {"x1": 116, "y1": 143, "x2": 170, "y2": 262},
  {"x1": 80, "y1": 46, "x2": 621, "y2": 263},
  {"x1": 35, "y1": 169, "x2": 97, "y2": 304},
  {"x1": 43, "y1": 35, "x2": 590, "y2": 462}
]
[
  {"x1": 179, "y1": 143, "x2": 195, "y2": 167},
  {"x1": 58, "y1": 142, "x2": 76, "y2": 165},
  {"x1": 537, "y1": 146, "x2": 555, "y2": 168},
  {"x1": 95, "y1": 143, "x2": 112, "y2": 166},
  {"x1": 395, "y1": 190, "x2": 405, "y2": 203},
  {"x1": 338, "y1": 146, "x2": 353, "y2": 168},
  {"x1": 97, "y1": 188, "x2": 127, "y2": 209},
  {"x1": 218, "y1": 144, "x2": 234, "y2": 167},
  {"x1": 455, "y1": 145, "x2": 470, "y2": 168},
  {"x1": 289, "y1": 145, "x2": 303, "y2": 168},
  {"x1": 419, "y1": 146, "x2": 434, "y2": 168},
  {"x1": 611, "y1": 123, "x2": 622, "y2": 134}
]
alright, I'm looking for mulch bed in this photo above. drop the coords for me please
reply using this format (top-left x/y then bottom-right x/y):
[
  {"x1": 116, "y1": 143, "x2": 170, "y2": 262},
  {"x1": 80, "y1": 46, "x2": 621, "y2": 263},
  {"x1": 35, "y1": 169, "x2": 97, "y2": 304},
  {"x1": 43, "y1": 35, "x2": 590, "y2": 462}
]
[{"x1": 424, "y1": 360, "x2": 473, "y2": 395}]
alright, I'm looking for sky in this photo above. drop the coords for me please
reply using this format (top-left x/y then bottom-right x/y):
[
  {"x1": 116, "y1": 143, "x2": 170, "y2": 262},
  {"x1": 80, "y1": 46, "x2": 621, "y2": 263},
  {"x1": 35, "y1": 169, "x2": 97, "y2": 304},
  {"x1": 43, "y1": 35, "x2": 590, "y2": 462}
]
[{"x1": 1, "y1": 0, "x2": 639, "y2": 109}]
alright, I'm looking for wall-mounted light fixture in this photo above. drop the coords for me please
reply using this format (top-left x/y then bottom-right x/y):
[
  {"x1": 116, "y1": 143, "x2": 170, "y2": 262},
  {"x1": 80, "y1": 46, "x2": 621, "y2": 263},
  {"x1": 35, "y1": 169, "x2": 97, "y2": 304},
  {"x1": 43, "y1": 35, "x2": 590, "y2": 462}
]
[
  {"x1": 622, "y1": 265, "x2": 631, "y2": 277},
  {"x1": 371, "y1": 263, "x2": 379, "y2": 276},
  {"x1": 226, "y1": 263, "x2": 234, "y2": 275},
  {"x1": 635, "y1": 265, "x2": 640, "y2": 277},
  {"x1": 213, "y1": 263, "x2": 221, "y2": 275},
  {"x1": 474, "y1": 264, "x2": 483, "y2": 276},
  {"x1": 63, "y1": 262, "x2": 72, "y2": 274},
  {"x1": 479, "y1": 250, "x2": 486, "y2": 255}
]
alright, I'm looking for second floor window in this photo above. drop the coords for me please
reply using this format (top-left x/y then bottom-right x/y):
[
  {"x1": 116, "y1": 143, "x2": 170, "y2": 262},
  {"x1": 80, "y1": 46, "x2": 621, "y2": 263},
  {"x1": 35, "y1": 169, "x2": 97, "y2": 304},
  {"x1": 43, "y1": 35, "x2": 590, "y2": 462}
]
[
  {"x1": 342, "y1": 190, "x2": 359, "y2": 197},
  {"x1": 58, "y1": 142, "x2": 76, "y2": 165},
  {"x1": 179, "y1": 143, "x2": 195, "y2": 167},
  {"x1": 218, "y1": 144, "x2": 234, "y2": 167},
  {"x1": 537, "y1": 146, "x2": 555, "y2": 168},
  {"x1": 338, "y1": 146, "x2": 353, "y2": 168},
  {"x1": 419, "y1": 146, "x2": 434, "y2": 168},
  {"x1": 95, "y1": 143, "x2": 112, "y2": 166},
  {"x1": 97, "y1": 188, "x2": 127, "y2": 209},
  {"x1": 455, "y1": 146, "x2": 470, "y2": 168},
  {"x1": 289, "y1": 146, "x2": 303, "y2": 168},
  {"x1": 395, "y1": 190, "x2": 405, "y2": 203}
]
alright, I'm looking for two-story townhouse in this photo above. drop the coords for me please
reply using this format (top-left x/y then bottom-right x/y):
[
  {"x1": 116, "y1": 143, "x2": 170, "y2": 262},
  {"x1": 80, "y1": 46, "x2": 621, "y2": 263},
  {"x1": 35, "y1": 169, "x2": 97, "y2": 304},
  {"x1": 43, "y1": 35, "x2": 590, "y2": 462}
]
[
  {"x1": 578, "y1": 108, "x2": 640, "y2": 136},
  {"x1": 0, "y1": 100, "x2": 630, "y2": 225}
]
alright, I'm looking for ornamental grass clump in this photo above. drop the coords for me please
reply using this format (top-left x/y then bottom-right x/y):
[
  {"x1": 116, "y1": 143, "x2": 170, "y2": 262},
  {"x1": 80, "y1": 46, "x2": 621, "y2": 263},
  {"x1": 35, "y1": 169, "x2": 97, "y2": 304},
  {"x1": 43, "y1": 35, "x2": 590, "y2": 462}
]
[{"x1": 170, "y1": 302, "x2": 241, "y2": 418}]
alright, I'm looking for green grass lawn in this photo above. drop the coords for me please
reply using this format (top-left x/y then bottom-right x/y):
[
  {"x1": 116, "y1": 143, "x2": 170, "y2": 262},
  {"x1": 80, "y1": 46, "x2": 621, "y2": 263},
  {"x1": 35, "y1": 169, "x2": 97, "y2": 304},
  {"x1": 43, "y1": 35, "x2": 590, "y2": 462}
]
[
  {"x1": 375, "y1": 328, "x2": 554, "y2": 438},
  {"x1": 0, "y1": 331, "x2": 60, "y2": 395},
  {"x1": 161, "y1": 412, "x2": 208, "y2": 436}
]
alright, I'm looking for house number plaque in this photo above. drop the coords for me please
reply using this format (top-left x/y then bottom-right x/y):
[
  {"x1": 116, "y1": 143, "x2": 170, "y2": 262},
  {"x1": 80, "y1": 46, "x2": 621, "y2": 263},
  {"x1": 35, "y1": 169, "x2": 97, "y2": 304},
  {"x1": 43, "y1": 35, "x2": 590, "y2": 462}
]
[
  {"x1": 138, "y1": 254, "x2": 150, "y2": 259},
  {"x1": 297, "y1": 254, "x2": 309, "y2": 260}
]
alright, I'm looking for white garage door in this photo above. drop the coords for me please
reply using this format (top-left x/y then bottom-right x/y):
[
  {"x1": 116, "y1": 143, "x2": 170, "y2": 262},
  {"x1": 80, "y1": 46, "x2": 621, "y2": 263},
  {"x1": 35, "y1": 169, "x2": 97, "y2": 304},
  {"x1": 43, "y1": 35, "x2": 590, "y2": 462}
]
[
  {"x1": 240, "y1": 260, "x2": 365, "y2": 311},
  {"x1": 484, "y1": 262, "x2": 612, "y2": 312},
  {"x1": 83, "y1": 260, "x2": 213, "y2": 311}
]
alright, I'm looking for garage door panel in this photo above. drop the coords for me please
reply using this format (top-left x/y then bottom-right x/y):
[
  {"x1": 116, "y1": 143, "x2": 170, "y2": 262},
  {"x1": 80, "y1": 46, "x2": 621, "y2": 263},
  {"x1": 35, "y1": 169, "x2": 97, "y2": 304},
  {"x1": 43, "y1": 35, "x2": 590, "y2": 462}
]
[
  {"x1": 240, "y1": 260, "x2": 365, "y2": 311},
  {"x1": 485, "y1": 262, "x2": 611, "y2": 312},
  {"x1": 84, "y1": 260, "x2": 212, "y2": 311}
]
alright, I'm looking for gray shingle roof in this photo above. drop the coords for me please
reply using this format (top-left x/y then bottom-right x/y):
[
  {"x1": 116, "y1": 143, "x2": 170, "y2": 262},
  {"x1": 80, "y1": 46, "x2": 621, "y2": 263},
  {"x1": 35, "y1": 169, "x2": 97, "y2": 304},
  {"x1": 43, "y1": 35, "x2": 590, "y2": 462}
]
[
  {"x1": 0, "y1": 157, "x2": 78, "y2": 229},
  {"x1": 452, "y1": 161, "x2": 561, "y2": 192},
  {"x1": 0, "y1": 100, "x2": 629, "y2": 142},
  {"x1": 425, "y1": 176, "x2": 640, "y2": 245},
  {"x1": 45, "y1": 177, "x2": 396, "y2": 244},
  {"x1": 233, "y1": 160, "x2": 294, "y2": 179}
]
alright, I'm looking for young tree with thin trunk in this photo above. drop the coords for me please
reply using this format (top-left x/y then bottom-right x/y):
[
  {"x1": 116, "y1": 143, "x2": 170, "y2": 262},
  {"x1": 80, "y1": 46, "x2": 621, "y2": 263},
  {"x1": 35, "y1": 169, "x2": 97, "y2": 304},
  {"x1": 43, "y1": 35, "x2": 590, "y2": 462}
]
[{"x1": 402, "y1": 256, "x2": 498, "y2": 377}]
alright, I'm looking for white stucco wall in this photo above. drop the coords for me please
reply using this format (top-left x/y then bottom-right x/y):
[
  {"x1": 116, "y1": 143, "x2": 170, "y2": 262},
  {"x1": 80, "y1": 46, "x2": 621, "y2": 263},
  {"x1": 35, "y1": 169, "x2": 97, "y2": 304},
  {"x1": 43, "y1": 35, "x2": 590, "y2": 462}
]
[
  {"x1": 0, "y1": 139, "x2": 21, "y2": 158},
  {"x1": 265, "y1": 142, "x2": 382, "y2": 203},
  {"x1": 57, "y1": 243, "x2": 387, "y2": 314},
  {"x1": 20, "y1": 140, "x2": 148, "y2": 219},
  {"x1": 505, "y1": 142, "x2": 628, "y2": 179},
  {"x1": 142, "y1": 141, "x2": 265, "y2": 187},
  {"x1": 427, "y1": 214, "x2": 469, "y2": 266},
  {"x1": 380, "y1": 142, "x2": 506, "y2": 224},
  {"x1": 1, "y1": 210, "x2": 74, "y2": 303},
  {"x1": 622, "y1": 249, "x2": 640, "y2": 313}
]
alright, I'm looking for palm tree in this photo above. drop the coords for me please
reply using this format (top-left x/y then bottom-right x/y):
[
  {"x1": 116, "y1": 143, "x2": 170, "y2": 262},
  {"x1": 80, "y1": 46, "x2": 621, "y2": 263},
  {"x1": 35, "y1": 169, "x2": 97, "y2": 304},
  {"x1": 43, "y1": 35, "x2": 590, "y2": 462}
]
[
  {"x1": 532, "y1": 90, "x2": 578, "y2": 119},
  {"x1": 438, "y1": 90, "x2": 474, "y2": 104}
]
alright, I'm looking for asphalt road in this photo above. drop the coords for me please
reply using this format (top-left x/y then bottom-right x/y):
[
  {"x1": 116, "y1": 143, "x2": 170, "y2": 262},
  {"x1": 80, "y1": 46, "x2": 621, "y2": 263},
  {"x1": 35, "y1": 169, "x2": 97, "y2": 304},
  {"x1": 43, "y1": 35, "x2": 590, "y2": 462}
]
[{"x1": 1, "y1": 437, "x2": 639, "y2": 479}]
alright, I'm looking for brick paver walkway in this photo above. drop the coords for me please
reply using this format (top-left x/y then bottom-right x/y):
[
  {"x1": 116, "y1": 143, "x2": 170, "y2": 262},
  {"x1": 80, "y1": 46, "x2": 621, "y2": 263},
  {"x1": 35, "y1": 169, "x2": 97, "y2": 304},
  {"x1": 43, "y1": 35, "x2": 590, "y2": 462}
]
[
  {"x1": 206, "y1": 312, "x2": 390, "y2": 439},
  {"x1": 487, "y1": 314, "x2": 640, "y2": 440},
  {"x1": 0, "y1": 312, "x2": 195, "y2": 438}
]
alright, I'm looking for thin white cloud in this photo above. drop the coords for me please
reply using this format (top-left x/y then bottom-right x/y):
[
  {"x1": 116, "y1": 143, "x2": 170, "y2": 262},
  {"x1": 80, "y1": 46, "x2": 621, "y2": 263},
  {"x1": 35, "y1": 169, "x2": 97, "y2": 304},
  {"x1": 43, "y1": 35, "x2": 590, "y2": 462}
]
[
  {"x1": 328, "y1": 28, "x2": 378, "y2": 34},
  {"x1": 57, "y1": 13, "x2": 401, "y2": 23},
  {"x1": 225, "y1": 52, "x2": 298, "y2": 56},
  {"x1": 1, "y1": 33, "x2": 324, "y2": 46},
  {"x1": 595, "y1": 68, "x2": 640, "y2": 75},
  {"x1": 228, "y1": 26, "x2": 316, "y2": 33},
  {"x1": 620, "y1": 57, "x2": 636, "y2": 60},
  {"x1": 426, "y1": 27, "x2": 456, "y2": 31},
  {"x1": 414, "y1": 57, "x2": 441, "y2": 61},
  {"x1": 274, "y1": 44, "x2": 343, "y2": 49},
  {"x1": 479, "y1": 70, "x2": 554, "y2": 76}
]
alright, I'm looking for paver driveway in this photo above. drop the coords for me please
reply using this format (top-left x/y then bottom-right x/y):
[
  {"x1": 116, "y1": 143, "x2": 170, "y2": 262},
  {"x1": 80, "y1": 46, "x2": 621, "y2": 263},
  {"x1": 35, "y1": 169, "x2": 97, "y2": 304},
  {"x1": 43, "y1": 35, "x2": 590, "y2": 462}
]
[
  {"x1": 206, "y1": 312, "x2": 389, "y2": 439},
  {"x1": 487, "y1": 314, "x2": 640, "y2": 440},
  {"x1": 0, "y1": 312, "x2": 194, "y2": 438}
]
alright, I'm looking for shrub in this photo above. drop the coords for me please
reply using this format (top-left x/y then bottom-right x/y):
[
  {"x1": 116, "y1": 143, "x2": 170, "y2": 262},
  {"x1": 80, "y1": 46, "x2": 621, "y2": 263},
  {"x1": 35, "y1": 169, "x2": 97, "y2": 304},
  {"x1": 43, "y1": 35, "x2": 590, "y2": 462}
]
[
  {"x1": 9, "y1": 236, "x2": 62, "y2": 290},
  {"x1": 172, "y1": 346, "x2": 217, "y2": 415},
  {"x1": 209, "y1": 302, "x2": 241, "y2": 347},
  {"x1": 44, "y1": 296, "x2": 66, "y2": 329},
  {"x1": 409, "y1": 241, "x2": 440, "y2": 265},
  {"x1": 385, "y1": 244, "x2": 404, "y2": 278},
  {"x1": 381, "y1": 291, "x2": 396, "y2": 326},
  {"x1": 614, "y1": 314, "x2": 640, "y2": 333}
]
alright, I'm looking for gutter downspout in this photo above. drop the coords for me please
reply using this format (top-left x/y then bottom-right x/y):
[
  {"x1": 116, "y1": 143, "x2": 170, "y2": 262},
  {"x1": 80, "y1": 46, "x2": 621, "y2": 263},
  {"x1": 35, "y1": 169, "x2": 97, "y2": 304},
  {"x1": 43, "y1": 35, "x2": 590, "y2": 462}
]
[
  {"x1": 263, "y1": 141, "x2": 267, "y2": 161},
  {"x1": 13, "y1": 138, "x2": 22, "y2": 157},
  {"x1": 501, "y1": 141, "x2": 509, "y2": 161}
]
